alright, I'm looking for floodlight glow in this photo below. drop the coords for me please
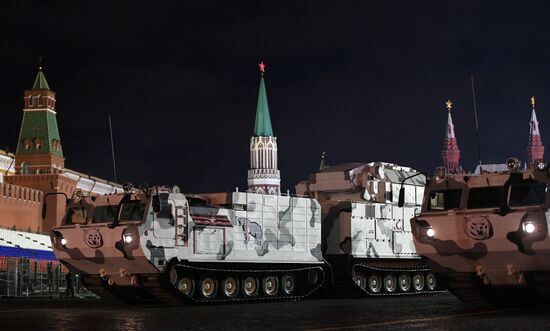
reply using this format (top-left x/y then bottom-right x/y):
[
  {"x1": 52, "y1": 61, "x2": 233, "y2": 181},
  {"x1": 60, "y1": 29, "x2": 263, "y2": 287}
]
[
  {"x1": 123, "y1": 234, "x2": 133, "y2": 244},
  {"x1": 523, "y1": 223, "x2": 536, "y2": 234}
]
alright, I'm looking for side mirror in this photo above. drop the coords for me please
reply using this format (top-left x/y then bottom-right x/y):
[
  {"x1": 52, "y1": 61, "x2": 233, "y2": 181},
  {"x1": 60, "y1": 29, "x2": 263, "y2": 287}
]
[
  {"x1": 42, "y1": 203, "x2": 47, "y2": 219},
  {"x1": 41, "y1": 192, "x2": 70, "y2": 221},
  {"x1": 152, "y1": 195, "x2": 161, "y2": 213},
  {"x1": 398, "y1": 187, "x2": 405, "y2": 208}
]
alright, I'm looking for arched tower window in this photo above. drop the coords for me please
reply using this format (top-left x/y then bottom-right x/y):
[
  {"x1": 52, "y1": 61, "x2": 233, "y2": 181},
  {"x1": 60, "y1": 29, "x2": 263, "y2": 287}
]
[
  {"x1": 259, "y1": 149, "x2": 264, "y2": 168},
  {"x1": 21, "y1": 162, "x2": 29, "y2": 175},
  {"x1": 34, "y1": 138, "x2": 42, "y2": 149}
]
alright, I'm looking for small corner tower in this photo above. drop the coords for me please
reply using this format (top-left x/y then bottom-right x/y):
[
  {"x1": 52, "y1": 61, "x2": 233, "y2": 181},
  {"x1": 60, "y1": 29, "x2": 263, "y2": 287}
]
[
  {"x1": 441, "y1": 99, "x2": 461, "y2": 174},
  {"x1": 247, "y1": 62, "x2": 281, "y2": 195},
  {"x1": 15, "y1": 66, "x2": 64, "y2": 174},
  {"x1": 527, "y1": 96, "x2": 544, "y2": 165}
]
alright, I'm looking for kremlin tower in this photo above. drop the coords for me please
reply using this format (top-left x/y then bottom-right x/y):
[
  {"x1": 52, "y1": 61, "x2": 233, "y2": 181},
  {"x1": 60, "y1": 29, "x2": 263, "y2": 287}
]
[
  {"x1": 15, "y1": 67, "x2": 65, "y2": 174},
  {"x1": 441, "y1": 100, "x2": 461, "y2": 174},
  {"x1": 247, "y1": 62, "x2": 281, "y2": 195},
  {"x1": 526, "y1": 96, "x2": 544, "y2": 165},
  {"x1": 4, "y1": 66, "x2": 76, "y2": 232}
]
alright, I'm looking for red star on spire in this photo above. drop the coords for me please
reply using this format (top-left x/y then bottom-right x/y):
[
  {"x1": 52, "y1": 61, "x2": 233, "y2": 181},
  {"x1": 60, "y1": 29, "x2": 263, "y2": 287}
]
[{"x1": 258, "y1": 61, "x2": 266, "y2": 74}]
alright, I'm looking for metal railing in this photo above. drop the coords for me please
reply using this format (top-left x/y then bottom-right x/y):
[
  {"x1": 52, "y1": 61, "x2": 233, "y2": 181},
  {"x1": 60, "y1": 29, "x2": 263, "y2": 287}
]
[{"x1": 0, "y1": 257, "x2": 72, "y2": 297}]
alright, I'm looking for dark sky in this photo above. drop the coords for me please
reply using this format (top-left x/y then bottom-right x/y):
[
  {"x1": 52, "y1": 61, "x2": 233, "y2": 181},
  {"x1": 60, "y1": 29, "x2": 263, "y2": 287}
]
[{"x1": 2, "y1": 1, "x2": 550, "y2": 193}]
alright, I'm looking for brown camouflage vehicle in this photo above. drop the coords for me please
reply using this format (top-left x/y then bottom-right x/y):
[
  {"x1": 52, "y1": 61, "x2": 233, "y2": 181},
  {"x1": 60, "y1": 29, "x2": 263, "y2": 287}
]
[
  {"x1": 297, "y1": 161, "x2": 443, "y2": 296},
  {"x1": 407, "y1": 160, "x2": 550, "y2": 303},
  {"x1": 49, "y1": 186, "x2": 325, "y2": 303}
]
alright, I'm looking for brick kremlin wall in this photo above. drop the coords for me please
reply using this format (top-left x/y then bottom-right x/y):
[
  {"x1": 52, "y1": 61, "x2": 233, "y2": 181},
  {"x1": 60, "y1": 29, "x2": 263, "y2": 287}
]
[{"x1": 0, "y1": 182, "x2": 43, "y2": 233}]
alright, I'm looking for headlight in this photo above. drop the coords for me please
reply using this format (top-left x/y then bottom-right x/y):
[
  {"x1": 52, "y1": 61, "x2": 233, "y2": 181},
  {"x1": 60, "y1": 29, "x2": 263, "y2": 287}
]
[
  {"x1": 522, "y1": 222, "x2": 536, "y2": 234},
  {"x1": 537, "y1": 161, "x2": 546, "y2": 171},
  {"x1": 60, "y1": 238, "x2": 68, "y2": 246},
  {"x1": 123, "y1": 234, "x2": 133, "y2": 244},
  {"x1": 507, "y1": 157, "x2": 520, "y2": 171},
  {"x1": 426, "y1": 228, "x2": 436, "y2": 238}
]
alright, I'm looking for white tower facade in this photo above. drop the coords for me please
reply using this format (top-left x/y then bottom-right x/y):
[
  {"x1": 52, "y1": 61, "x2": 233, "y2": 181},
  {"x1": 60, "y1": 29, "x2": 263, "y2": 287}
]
[
  {"x1": 247, "y1": 63, "x2": 281, "y2": 195},
  {"x1": 248, "y1": 136, "x2": 280, "y2": 195}
]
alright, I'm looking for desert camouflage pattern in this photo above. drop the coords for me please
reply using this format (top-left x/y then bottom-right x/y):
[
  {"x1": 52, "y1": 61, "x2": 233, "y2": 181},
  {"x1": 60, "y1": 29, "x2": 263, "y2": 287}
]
[
  {"x1": 51, "y1": 188, "x2": 324, "y2": 301},
  {"x1": 412, "y1": 164, "x2": 550, "y2": 299}
]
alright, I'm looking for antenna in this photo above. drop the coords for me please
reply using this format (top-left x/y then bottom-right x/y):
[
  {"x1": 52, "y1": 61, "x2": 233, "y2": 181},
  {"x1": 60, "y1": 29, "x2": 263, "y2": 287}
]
[
  {"x1": 470, "y1": 75, "x2": 483, "y2": 170},
  {"x1": 108, "y1": 114, "x2": 118, "y2": 182},
  {"x1": 319, "y1": 151, "x2": 327, "y2": 170}
]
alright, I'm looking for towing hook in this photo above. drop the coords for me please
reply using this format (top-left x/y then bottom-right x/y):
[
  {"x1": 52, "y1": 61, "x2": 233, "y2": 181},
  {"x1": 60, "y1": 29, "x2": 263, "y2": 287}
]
[
  {"x1": 507, "y1": 264, "x2": 526, "y2": 285},
  {"x1": 475, "y1": 265, "x2": 490, "y2": 285},
  {"x1": 119, "y1": 268, "x2": 128, "y2": 277},
  {"x1": 475, "y1": 265, "x2": 485, "y2": 276}
]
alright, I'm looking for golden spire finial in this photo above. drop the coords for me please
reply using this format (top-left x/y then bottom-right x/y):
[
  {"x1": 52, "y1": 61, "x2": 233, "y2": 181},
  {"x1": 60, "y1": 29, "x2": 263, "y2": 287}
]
[
  {"x1": 531, "y1": 96, "x2": 535, "y2": 109},
  {"x1": 445, "y1": 99, "x2": 452, "y2": 111}
]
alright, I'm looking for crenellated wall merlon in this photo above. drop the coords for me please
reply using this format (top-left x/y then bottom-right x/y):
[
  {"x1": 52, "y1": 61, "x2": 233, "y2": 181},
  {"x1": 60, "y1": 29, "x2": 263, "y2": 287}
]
[{"x1": 0, "y1": 182, "x2": 43, "y2": 203}]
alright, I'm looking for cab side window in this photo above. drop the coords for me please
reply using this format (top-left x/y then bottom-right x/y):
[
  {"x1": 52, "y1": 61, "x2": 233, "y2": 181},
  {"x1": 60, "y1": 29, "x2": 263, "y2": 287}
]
[
  {"x1": 428, "y1": 189, "x2": 462, "y2": 211},
  {"x1": 66, "y1": 207, "x2": 88, "y2": 225},
  {"x1": 509, "y1": 183, "x2": 547, "y2": 207}
]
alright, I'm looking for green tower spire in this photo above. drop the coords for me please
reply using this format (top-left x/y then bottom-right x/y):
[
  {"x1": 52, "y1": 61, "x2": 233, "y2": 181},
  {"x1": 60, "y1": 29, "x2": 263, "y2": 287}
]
[
  {"x1": 32, "y1": 68, "x2": 50, "y2": 90},
  {"x1": 254, "y1": 63, "x2": 273, "y2": 137},
  {"x1": 16, "y1": 67, "x2": 63, "y2": 164}
]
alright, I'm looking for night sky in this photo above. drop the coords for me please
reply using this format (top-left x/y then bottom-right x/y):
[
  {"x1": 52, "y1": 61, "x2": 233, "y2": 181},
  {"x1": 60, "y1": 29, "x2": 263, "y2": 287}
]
[{"x1": 2, "y1": 1, "x2": 550, "y2": 193}]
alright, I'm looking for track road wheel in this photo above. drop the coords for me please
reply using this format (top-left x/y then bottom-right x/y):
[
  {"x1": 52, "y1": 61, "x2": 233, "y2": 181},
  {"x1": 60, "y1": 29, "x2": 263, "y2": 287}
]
[
  {"x1": 412, "y1": 273, "x2": 425, "y2": 291},
  {"x1": 243, "y1": 276, "x2": 259, "y2": 297},
  {"x1": 353, "y1": 271, "x2": 367, "y2": 290},
  {"x1": 263, "y1": 276, "x2": 279, "y2": 296},
  {"x1": 368, "y1": 273, "x2": 382, "y2": 293},
  {"x1": 383, "y1": 274, "x2": 397, "y2": 293},
  {"x1": 307, "y1": 269, "x2": 320, "y2": 285},
  {"x1": 398, "y1": 273, "x2": 411, "y2": 292},
  {"x1": 223, "y1": 276, "x2": 239, "y2": 298},
  {"x1": 200, "y1": 276, "x2": 217, "y2": 299},
  {"x1": 177, "y1": 276, "x2": 195, "y2": 298},
  {"x1": 169, "y1": 267, "x2": 178, "y2": 286},
  {"x1": 426, "y1": 273, "x2": 437, "y2": 291},
  {"x1": 281, "y1": 274, "x2": 297, "y2": 295}
]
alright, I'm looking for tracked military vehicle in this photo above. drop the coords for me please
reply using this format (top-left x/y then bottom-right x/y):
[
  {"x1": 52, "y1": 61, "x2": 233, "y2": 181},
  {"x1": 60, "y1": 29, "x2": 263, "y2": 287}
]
[
  {"x1": 50, "y1": 187, "x2": 324, "y2": 303},
  {"x1": 296, "y1": 161, "x2": 442, "y2": 296},
  {"x1": 409, "y1": 160, "x2": 550, "y2": 303}
]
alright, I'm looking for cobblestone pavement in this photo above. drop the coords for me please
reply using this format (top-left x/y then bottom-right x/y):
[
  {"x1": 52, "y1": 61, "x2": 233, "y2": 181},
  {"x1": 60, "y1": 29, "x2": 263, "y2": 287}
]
[{"x1": 0, "y1": 293, "x2": 548, "y2": 331}]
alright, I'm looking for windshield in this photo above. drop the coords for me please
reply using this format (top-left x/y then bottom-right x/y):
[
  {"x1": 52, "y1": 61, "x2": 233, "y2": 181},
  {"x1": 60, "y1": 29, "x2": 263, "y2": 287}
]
[
  {"x1": 428, "y1": 189, "x2": 462, "y2": 211},
  {"x1": 91, "y1": 205, "x2": 118, "y2": 223},
  {"x1": 467, "y1": 187, "x2": 503, "y2": 209},
  {"x1": 119, "y1": 201, "x2": 146, "y2": 221},
  {"x1": 65, "y1": 206, "x2": 89, "y2": 225},
  {"x1": 509, "y1": 183, "x2": 547, "y2": 207}
]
